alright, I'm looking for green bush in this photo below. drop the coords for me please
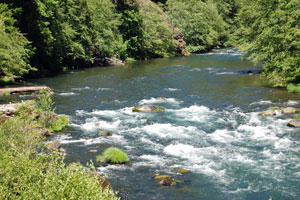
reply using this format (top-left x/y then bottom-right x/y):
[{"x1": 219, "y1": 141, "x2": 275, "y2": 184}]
[
  {"x1": 0, "y1": 3, "x2": 35, "y2": 77},
  {"x1": 237, "y1": 0, "x2": 300, "y2": 85},
  {"x1": 287, "y1": 84, "x2": 300, "y2": 93},
  {"x1": 49, "y1": 115, "x2": 69, "y2": 132},
  {"x1": 97, "y1": 147, "x2": 130, "y2": 164},
  {"x1": 0, "y1": 77, "x2": 14, "y2": 85},
  {"x1": 0, "y1": 113, "x2": 119, "y2": 199}
]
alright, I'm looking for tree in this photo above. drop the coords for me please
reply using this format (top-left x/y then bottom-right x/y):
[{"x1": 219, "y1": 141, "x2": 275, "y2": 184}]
[
  {"x1": 237, "y1": 0, "x2": 300, "y2": 85},
  {"x1": 0, "y1": 3, "x2": 34, "y2": 77},
  {"x1": 166, "y1": 0, "x2": 230, "y2": 52}
]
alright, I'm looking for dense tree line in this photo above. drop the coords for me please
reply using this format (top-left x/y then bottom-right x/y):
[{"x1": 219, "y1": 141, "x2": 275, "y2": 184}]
[
  {"x1": 236, "y1": 0, "x2": 300, "y2": 87},
  {"x1": 0, "y1": 0, "x2": 299, "y2": 89}
]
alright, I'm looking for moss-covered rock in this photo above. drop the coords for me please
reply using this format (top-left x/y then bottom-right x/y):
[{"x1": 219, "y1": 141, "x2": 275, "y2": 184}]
[
  {"x1": 97, "y1": 147, "x2": 130, "y2": 164},
  {"x1": 270, "y1": 106, "x2": 281, "y2": 110},
  {"x1": 176, "y1": 168, "x2": 190, "y2": 174},
  {"x1": 132, "y1": 105, "x2": 164, "y2": 112},
  {"x1": 153, "y1": 174, "x2": 172, "y2": 180}
]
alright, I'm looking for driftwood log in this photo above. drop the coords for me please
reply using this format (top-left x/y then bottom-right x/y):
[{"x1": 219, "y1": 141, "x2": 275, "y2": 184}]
[{"x1": 0, "y1": 86, "x2": 52, "y2": 95}]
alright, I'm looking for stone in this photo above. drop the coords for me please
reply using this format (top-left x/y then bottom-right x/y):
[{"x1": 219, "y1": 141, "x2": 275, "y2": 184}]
[
  {"x1": 270, "y1": 106, "x2": 281, "y2": 110},
  {"x1": 177, "y1": 168, "x2": 190, "y2": 174},
  {"x1": 47, "y1": 140, "x2": 61, "y2": 151},
  {"x1": 153, "y1": 174, "x2": 172, "y2": 180},
  {"x1": 90, "y1": 172, "x2": 112, "y2": 190},
  {"x1": 258, "y1": 110, "x2": 276, "y2": 116},
  {"x1": 88, "y1": 149, "x2": 98, "y2": 153},
  {"x1": 99, "y1": 130, "x2": 112, "y2": 136},
  {"x1": 287, "y1": 119, "x2": 300, "y2": 128},
  {"x1": 158, "y1": 177, "x2": 176, "y2": 186},
  {"x1": 282, "y1": 107, "x2": 299, "y2": 114},
  {"x1": 132, "y1": 105, "x2": 164, "y2": 112}
]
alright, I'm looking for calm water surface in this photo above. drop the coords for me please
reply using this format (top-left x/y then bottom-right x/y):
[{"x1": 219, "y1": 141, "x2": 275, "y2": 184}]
[{"x1": 4, "y1": 49, "x2": 300, "y2": 199}]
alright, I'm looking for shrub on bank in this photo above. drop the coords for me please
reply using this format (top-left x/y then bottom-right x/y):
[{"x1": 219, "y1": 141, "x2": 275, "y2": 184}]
[
  {"x1": 0, "y1": 110, "x2": 119, "y2": 199},
  {"x1": 287, "y1": 84, "x2": 300, "y2": 93}
]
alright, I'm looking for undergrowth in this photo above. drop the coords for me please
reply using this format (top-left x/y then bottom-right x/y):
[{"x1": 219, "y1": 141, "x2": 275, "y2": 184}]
[{"x1": 0, "y1": 96, "x2": 119, "y2": 199}]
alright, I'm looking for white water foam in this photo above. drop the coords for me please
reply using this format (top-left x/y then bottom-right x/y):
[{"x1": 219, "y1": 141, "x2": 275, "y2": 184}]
[
  {"x1": 71, "y1": 86, "x2": 91, "y2": 91},
  {"x1": 139, "y1": 97, "x2": 182, "y2": 105},
  {"x1": 164, "y1": 88, "x2": 180, "y2": 92},
  {"x1": 250, "y1": 100, "x2": 273, "y2": 105},
  {"x1": 58, "y1": 92, "x2": 78, "y2": 96}
]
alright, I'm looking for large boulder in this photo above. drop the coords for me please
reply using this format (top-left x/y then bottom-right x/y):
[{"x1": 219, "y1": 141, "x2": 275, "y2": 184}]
[
  {"x1": 282, "y1": 107, "x2": 299, "y2": 114},
  {"x1": 258, "y1": 110, "x2": 276, "y2": 116},
  {"x1": 132, "y1": 105, "x2": 164, "y2": 112},
  {"x1": 287, "y1": 119, "x2": 300, "y2": 128}
]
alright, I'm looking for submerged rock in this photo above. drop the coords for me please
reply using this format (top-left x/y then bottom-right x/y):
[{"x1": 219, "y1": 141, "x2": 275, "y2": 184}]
[
  {"x1": 99, "y1": 130, "x2": 112, "y2": 136},
  {"x1": 282, "y1": 107, "x2": 299, "y2": 114},
  {"x1": 258, "y1": 110, "x2": 276, "y2": 116},
  {"x1": 287, "y1": 119, "x2": 300, "y2": 128},
  {"x1": 158, "y1": 177, "x2": 177, "y2": 186},
  {"x1": 46, "y1": 140, "x2": 62, "y2": 151},
  {"x1": 88, "y1": 149, "x2": 98, "y2": 153},
  {"x1": 132, "y1": 105, "x2": 164, "y2": 112}
]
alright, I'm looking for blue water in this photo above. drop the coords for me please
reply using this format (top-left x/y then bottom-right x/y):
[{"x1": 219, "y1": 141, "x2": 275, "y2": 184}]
[{"x1": 11, "y1": 48, "x2": 300, "y2": 199}]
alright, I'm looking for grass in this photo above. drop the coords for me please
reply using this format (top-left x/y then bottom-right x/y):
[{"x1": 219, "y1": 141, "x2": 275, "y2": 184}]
[
  {"x1": 97, "y1": 147, "x2": 130, "y2": 164},
  {"x1": 287, "y1": 83, "x2": 300, "y2": 93}
]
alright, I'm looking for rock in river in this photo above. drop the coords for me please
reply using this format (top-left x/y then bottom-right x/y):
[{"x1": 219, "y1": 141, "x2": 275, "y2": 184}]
[
  {"x1": 132, "y1": 105, "x2": 164, "y2": 112},
  {"x1": 258, "y1": 110, "x2": 276, "y2": 116},
  {"x1": 287, "y1": 119, "x2": 300, "y2": 128},
  {"x1": 282, "y1": 107, "x2": 299, "y2": 114},
  {"x1": 99, "y1": 130, "x2": 112, "y2": 136}
]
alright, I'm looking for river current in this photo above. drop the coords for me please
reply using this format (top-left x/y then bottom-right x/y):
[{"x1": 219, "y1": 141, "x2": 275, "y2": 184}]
[{"x1": 5, "y1": 49, "x2": 300, "y2": 199}]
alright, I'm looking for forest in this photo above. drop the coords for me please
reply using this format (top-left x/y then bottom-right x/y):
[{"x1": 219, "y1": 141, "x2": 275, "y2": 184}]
[{"x1": 0, "y1": 0, "x2": 299, "y2": 88}]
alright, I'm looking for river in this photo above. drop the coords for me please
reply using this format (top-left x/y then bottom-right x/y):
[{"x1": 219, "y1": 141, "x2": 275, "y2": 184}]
[{"x1": 4, "y1": 48, "x2": 300, "y2": 199}]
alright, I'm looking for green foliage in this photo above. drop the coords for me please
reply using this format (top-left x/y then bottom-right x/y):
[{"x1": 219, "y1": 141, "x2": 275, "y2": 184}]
[
  {"x1": 0, "y1": 117, "x2": 119, "y2": 199},
  {"x1": 139, "y1": 0, "x2": 177, "y2": 58},
  {"x1": 0, "y1": 3, "x2": 35, "y2": 77},
  {"x1": 167, "y1": 0, "x2": 230, "y2": 52},
  {"x1": 49, "y1": 115, "x2": 69, "y2": 132},
  {"x1": 36, "y1": 92, "x2": 55, "y2": 113},
  {"x1": 236, "y1": 0, "x2": 300, "y2": 86},
  {"x1": 287, "y1": 84, "x2": 300, "y2": 93},
  {"x1": 117, "y1": 0, "x2": 177, "y2": 59},
  {"x1": 0, "y1": 77, "x2": 14, "y2": 85},
  {"x1": 97, "y1": 147, "x2": 130, "y2": 164}
]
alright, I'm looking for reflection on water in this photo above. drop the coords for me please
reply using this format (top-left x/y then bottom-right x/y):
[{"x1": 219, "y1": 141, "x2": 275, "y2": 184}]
[{"x1": 3, "y1": 48, "x2": 300, "y2": 199}]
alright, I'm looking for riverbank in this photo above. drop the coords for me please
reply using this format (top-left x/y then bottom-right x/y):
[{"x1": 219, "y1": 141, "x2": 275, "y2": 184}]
[{"x1": 0, "y1": 93, "x2": 119, "y2": 199}]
